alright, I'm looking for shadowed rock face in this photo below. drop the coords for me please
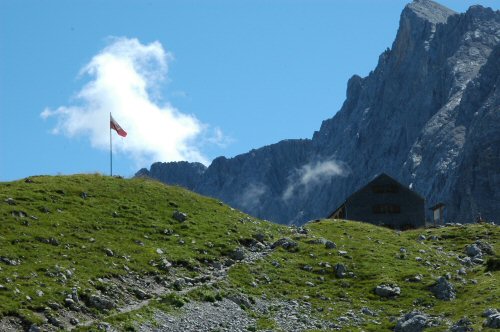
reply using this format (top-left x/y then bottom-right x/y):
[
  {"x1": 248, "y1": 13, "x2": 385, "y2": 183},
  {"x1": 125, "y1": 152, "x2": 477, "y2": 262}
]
[{"x1": 137, "y1": 1, "x2": 500, "y2": 225}]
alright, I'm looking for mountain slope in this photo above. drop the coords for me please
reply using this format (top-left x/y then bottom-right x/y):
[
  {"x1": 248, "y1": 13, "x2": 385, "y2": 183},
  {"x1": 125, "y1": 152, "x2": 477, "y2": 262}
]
[
  {"x1": 138, "y1": 0, "x2": 500, "y2": 225},
  {"x1": 0, "y1": 175, "x2": 498, "y2": 331}
]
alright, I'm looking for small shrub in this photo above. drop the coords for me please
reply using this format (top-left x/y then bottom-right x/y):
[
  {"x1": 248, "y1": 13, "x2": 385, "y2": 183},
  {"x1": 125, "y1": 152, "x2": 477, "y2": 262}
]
[
  {"x1": 486, "y1": 256, "x2": 500, "y2": 271},
  {"x1": 159, "y1": 294, "x2": 185, "y2": 308}
]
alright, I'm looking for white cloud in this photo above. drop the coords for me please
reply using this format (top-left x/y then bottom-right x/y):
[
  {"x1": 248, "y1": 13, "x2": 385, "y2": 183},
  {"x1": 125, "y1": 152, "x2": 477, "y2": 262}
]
[
  {"x1": 283, "y1": 159, "x2": 349, "y2": 201},
  {"x1": 239, "y1": 183, "x2": 268, "y2": 209},
  {"x1": 41, "y1": 37, "x2": 226, "y2": 166}
]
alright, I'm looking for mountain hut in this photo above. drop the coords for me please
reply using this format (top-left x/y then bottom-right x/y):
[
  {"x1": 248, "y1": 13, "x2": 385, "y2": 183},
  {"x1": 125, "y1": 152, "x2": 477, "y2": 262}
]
[{"x1": 328, "y1": 173, "x2": 425, "y2": 229}]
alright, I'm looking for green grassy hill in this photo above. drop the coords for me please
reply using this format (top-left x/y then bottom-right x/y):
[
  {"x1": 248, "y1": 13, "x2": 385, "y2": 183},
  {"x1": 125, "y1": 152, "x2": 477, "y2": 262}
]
[{"x1": 0, "y1": 175, "x2": 498, "y2": 331}]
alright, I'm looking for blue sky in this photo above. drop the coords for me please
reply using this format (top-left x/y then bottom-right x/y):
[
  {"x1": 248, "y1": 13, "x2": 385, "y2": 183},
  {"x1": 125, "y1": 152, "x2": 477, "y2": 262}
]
[{"x1": 1, "y1": 0, "x2": 498, "y2": 181}]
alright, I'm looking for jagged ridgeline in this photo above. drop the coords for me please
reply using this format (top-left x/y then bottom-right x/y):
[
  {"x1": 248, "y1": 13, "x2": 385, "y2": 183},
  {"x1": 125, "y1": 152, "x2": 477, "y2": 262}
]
[
  {"x1": 0, "y1": 174, "x2": 499, "y2": 331},
  {"x1": 137, "y1": 0, "x2": 500, "y2": 225}
]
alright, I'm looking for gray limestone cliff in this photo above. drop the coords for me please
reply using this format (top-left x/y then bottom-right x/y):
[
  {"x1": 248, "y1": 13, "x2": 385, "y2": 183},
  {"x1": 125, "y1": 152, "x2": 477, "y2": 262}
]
[{"x1": 136, "y1": 0, "x2": 500, "y2": 225}]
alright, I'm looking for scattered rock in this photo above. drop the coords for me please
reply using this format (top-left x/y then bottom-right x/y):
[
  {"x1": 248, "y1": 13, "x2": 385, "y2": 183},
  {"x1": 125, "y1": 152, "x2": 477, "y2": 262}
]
[
  {"x1": 4, "y1": 198, "x2": 16, "y2": 205},
  {"x1": 0, "y1": 257, "x2": 21, "y2": 266},
  {"x1": 472, "y1": 257, "x2": 484, "y2": 264},
  {"x1": 47, "y1": 316, "x2": 63, "y2": 328},
  {"x1": 159, "y1": 258, "x2": 172, "y2": 271},
  {"x1": 458, "y1": 256, "x2": 473, "y2": 266},
  {"x1": 302, "y1": 265, "x2": 313, "y2": 272},
  {"x1": 224, "y1": 259, "x2": 235, "y2": 267},
  {"x1": 395, "y1": 311, "x2": 429, "y2": 332},
  {"x1": 375, "y1": 284, "x2": 400, "y2": 298},
  {"x1": 173, "y1": 278, "x2": 185, "y2": 291},
  {"x1": 430, "y1": 276, "x2": 456, "y2": 300},
  {"x1": 87, "y1": 294, "x2": 116, "y2": 311},
  {"x1": 296, "y1": 227, "x2": 308, "y2": 234},
  {"x1": 305, "y1": 281, "x2": 315, "y2": 287},
  {"x1": 483, "y1": 308, "x2": 499, "y2": 317},
  {"x1": 361, "y1": 307, "x2": 377, "y2": 316},
  {"x1": 484, "y1": 313, "x2": 500, "y2": 328},
  {"x1": 80, "y1": 192, "x2": 88, "y2": 199},
  {"x1": 36, "y1": 237, "x2": 60, "y2": 246},
  {"x1": 450, "y1": 317, "x2": 473, "y2": 332},
  {"x1": 104, "y1": 248, "x2": 114, "y2": 257},
  {"x1": 40, "y1": 206, "x2": 50, "y2": 213},
  {"x1": 230, "y1": 247, "x2": 246, "y2": 261},
  {"x1": 133, "y1": 288, "x2": 150, "y2": 300},
  {"x1": 465, "y1": 244, "x2": 482, "y2": 257},
  {"x1": 418, "y1": 234, "x2": 426, "y2": 241},
  {"x1": 475, "y1": 240, "x2": 494, "y2": 255},
  {"x1": 325, "y1": 240, "x2": 336, "y2": 249},
  {"x1": 28, "y1": 325, "x2": 40, "y2": 332},
  {"x1": 271, "y1": 238, "x2": 298, "y2": 251},
  {"x1": 407, "y1": 274, "x2": 423, "y2": 282},
  {"x1": 173, "y1": 211, "x2": 188, "y2": 222},
  {"x1": 11, "y1": 210, "x2": 27, "y2": 218},
  {"x1": 335, "y1": 263, "x2": 347, "y2": 278},
  {"x1": 227, "y1": 293, "x2": 252, "y2": 309},
  {"x1": 47, "y1": 302, "x2": 62, "y2": 310},
  {"x1": 156, "y1": 248, "x2": 164, "y2": 255},
  {"x1": 0, "y1": 285, "x2": 7, "y2": 291},
  {"x1": 253, "y1": 233, "x2": 266, "y2": 243},
  {"x1": 70, "y1": 318, "x2": 79, "y2": 326}
]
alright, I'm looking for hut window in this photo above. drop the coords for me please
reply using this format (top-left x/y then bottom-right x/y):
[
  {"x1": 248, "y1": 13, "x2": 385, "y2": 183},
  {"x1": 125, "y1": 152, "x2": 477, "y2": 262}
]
[
  {"x1": 372, "y1": 204, "x2": 401, "y2": 214},
  {"x1": 372, "y1": 185, "x2": 399, "y2": 193}
]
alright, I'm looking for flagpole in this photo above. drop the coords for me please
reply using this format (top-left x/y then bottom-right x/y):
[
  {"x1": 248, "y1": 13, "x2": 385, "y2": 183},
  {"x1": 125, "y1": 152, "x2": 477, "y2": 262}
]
[{"x1": 110, "y1": 112, "x2": 113, "y2": 177}]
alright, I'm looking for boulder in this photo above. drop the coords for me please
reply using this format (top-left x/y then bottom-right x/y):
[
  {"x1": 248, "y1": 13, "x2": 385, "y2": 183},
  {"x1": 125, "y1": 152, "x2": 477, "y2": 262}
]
[
  {"x1": 476, "y1": 240, "x2": 495, "y2": 255},
  {"x1": 4, "y1": 198, "x2": 16, "y2": 205},
  {"x1": 230, "y1": 247, "x2": 246, "y2": 261},
  {"x1": 375, "y1": 284, "x2": 400, "y2": 298},
  {"x1": 271, "y1": 238, "x2": 298, "y2": 250},
  {"x1": 430, "y1": 276, "x2": 456, "y2": 300},
  {"x1": 335, "y1": 263, "x2": 347, "y2": 278},
  {"x1": 302, "y1": 265, "x2": 313, "y2": 272},
  {"x1": 87, "y1": 294, "x2": 116, "y2": 310},
  {"x1": 485, "y1": 313, "x2": 500, "y2": 328},
  {"x1": 394, "y1": 311, "x2": 429, "y2": 332},
  {"x1": 465, "y1": 244, "x2": 482, "y2": 257},
  {"x1": 325, "y1": 240, "x2": 337, "y2": 249},
  {"x1": 227, "y1": 293, "x2": 252, "y2": 309},
  {"x1": 173, "y1": 278, "x2": 185, "y2": 290},
  {"x1": 172, "y1": 211, "x2": 188, "y2": 222},
  {"x1": 450, "y1": 317, "x2": 473, "y2": 332}
]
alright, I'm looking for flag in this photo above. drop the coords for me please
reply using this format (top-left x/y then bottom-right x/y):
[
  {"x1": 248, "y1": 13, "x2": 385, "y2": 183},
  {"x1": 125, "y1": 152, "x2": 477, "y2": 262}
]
[{"x1": 110, "y1": 114, "x2": 127, "y2": 137}]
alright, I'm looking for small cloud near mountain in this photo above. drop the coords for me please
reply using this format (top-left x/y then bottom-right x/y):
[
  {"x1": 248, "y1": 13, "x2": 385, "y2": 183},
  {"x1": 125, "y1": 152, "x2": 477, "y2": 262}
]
[
  {"x1": 282, "y1": 159, "x2": 349, "y2": 201},
  {"x1": 239, "y1": 183, "x2": 268, "y2": 209},
  {"x1": 41, "y1": 37, "x2": 228, "y2": 167}
]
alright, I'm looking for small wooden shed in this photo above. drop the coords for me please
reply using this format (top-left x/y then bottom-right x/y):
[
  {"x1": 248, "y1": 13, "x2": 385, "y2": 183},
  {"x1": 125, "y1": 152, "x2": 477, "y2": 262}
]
[
  {"x1": 429, "y1": 203, "x2": 445, "y2": 226},
  {"x1": 328, "y1": 173, "x2": 425, "y2": 229}
]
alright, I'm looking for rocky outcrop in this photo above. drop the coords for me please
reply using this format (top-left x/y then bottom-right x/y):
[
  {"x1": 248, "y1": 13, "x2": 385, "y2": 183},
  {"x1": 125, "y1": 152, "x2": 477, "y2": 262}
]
[
  {"x1": 136, "y1": 161, "x2": 206, "y2": 191},
  {"x1": 137, "y1": 1, "x2": 500, "y2": 225}
]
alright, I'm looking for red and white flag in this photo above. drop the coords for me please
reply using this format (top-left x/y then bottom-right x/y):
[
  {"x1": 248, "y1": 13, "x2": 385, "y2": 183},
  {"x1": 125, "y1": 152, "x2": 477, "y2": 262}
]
[{"x1": 110, "y1": 114, "x2": 127, "y2": 137}]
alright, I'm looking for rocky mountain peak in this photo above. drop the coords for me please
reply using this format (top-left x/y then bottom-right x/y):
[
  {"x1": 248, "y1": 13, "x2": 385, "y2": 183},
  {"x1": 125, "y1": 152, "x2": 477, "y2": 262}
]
[
  {"x1": 405, "y1": 0, "x2": 456, "y2": 24},
  {"x1": 138, "y1": 1, "x2": 500, "y2": 226}
]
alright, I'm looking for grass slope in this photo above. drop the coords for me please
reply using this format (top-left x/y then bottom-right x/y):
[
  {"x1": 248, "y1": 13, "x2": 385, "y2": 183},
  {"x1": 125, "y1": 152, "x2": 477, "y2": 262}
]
[
  {"x1": 0, "y1": 174, "x2": 282, "y2": 329},
  {"x1": 0, "y1": 174, "x2": 498, "y2": 331}
]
